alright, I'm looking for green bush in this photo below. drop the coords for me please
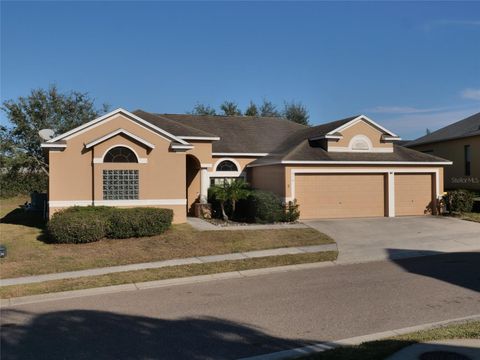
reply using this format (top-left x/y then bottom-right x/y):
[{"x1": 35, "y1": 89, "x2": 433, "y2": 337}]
[
  {"x1": 47, "y1": 207, "x2": 173, "y2": 243},
  {"x1": 444, "y1": 190, "x2": 474, "y2": 213},
  {"x1": 107, "y1": 208, "x2": 173, "y2": 239},
  {"x1": 246, "y1": 190, "x2": 284, "y2": 223},
  {"x1": 47, "y1": 209, "x2": 108, "y2": 244}
]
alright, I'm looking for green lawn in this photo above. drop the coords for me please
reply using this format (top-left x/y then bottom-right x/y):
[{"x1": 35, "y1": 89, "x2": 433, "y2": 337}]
[
  {"x1": 304, "y1": 321, "x2": 480, "y2": 360},
  {"x1": 0, "y1": 197, "x2": 334, "y2": 279}
]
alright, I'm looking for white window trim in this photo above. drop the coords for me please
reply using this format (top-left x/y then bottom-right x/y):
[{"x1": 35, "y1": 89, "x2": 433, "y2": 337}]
[
  {"x1": 289, "y1": 167, "x2": 441, "y2": 217},
  {"x1": 85, "y1": 128, "x2": 155, "y2": 149},
  {"x1": 94, "y1": 144, "x2": 147, "y2": 164},
  {"x1": 209, "y1": 158, "x2": 242, "y2": 177},
  {"x1": 46, "y1": 108, "x2": 190, "y2": 145},
  {"x1": 49, "y1": 199, "x2": 187, "y2": 207}
]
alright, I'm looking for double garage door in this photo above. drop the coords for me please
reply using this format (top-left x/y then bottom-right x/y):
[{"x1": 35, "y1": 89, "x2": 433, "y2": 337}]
[{"x1": 295, "y1": 173, "x2": 433, "y2": 219}]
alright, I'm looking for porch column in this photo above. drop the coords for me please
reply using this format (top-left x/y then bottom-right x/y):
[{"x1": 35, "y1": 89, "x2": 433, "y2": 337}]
[
  {"x1": 200, "y1": 167, "x2": 209, "y2": 204},
  {"x1": 387, "y1": 171, "x2": 395, "y2": 217}
]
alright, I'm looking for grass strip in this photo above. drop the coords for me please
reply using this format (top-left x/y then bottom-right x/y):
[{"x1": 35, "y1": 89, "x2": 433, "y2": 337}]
[
  {"x1": 0, "y1": 251, "x2": 337, "y2": 299},
  {"x1": 304, "y1": 320, "x2": 480, "y2": 360}
]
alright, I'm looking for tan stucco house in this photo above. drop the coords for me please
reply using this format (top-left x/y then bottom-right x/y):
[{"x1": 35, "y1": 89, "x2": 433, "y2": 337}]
[
  {"x1": 42, "y1": 108, "x2": 451, "y2": 223},
  {"x1": 407, "y1": 112, "x2": 480, "y2": 191}
]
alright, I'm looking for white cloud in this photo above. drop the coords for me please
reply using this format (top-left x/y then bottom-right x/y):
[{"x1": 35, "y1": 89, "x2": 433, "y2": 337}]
[{"x1": 461, "y1": 88, "x2": 480, "y2": 101}]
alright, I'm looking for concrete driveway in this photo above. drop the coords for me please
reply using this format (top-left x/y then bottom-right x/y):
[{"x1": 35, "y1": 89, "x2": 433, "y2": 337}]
[{"x1": 304, "y1": 216, "x2": 480, "y2": 264}]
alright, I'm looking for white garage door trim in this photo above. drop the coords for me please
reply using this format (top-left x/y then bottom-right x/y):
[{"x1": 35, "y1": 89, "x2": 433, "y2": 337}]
[{"x1": 289, "y1": 168, "x2": 440, "y2": 217}]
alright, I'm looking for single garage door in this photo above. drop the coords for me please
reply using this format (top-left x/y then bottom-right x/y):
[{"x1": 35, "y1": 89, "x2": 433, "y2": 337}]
[
  {"x1": 395, "y1": 174, "x2": 433, "y2": 216},
  {"x1": 295, "y1": 173, "x2": 386, "y2": 219}
]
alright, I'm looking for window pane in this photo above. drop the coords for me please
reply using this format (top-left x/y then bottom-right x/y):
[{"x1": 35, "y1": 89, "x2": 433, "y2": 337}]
[
  {"x1": 216, "y1": 160, "x2": 238, "y2": 172},
  {"x1": 103, "y1": 170, "x2": 139, "y2": 200},
  {"x1": 104, "y1": 147, "x2": 138, "y2": 163}
]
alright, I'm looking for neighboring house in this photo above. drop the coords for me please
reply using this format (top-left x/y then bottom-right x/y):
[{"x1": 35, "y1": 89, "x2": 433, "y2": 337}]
[
  {"x1": 406, "y1": 112, "x2": 480, "y2": 191},
  {"x1": 42, "y1": 109, "x2": 451, "y2": 223}
]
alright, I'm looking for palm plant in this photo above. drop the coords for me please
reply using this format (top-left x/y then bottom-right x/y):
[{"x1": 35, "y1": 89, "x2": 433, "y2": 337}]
[{"x1": 210, "y1": 179, "x2": 250, "y2": 221}]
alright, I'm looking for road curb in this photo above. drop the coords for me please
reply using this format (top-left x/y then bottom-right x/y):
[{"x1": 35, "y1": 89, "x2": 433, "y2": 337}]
[
  {"x1": 0, "y1": 260, "x2": 337, "y2": 307},
  {"x1": 237, "y1": 314, "x2": 480, "y2": 360}
]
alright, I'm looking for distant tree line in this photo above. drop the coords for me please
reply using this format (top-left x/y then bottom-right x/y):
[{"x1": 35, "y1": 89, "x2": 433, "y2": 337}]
[{"x1": 189, "y1": 99, "x2": 310, "y2": 126}]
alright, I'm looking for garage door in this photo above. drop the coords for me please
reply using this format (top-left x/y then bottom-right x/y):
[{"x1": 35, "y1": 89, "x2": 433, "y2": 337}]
[
  {"x1": 295, "y1": 174, "x2": 386, "y2": 219},
  {"x1": 395, "y1": 174, "x2": 433, "y2": 216}
]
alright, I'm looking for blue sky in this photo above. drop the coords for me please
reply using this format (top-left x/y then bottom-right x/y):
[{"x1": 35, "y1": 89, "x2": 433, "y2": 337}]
[{"x1": 1, "y1": 1, "x2": 479, "y2": 139}]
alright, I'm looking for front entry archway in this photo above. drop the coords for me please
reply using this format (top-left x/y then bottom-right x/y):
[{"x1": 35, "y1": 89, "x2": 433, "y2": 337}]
[{"x1": 186, "y1": 155, "x2": 201, "y2": 215}]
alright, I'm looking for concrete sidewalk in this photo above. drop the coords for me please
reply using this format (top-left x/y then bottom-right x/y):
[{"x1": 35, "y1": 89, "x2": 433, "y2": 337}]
[
  {"x1": 187, "y1": 217, "x2": 308, "y2": 231},
  {"x1": 0, "y1": 243, "x2": 337, "y2": 287},
  {"x1": 386, "y1": 339, "x2": 480, "y2": 360}
]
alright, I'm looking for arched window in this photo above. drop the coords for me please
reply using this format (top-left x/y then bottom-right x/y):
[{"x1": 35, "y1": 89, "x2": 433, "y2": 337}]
[
  {"x1": 216, "y1": 160, "x2": 238, "y2": 172},
  {"x1": 104, "y1": 146, "x2": 138, "y2": 163}
]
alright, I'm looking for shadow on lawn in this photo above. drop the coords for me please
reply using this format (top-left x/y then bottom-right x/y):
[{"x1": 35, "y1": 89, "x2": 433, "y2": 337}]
[
  {"x1": 388, "y1": 249, "x2": 480, "y2": 293},
  {"x1": 1, "y1": 309, "x2": 314, "y2": 360},
  {"x1": 0, "y1": 206, "x2": 45, "y2": 230},
  {"x1": 0, "y1": 206, "x2": 50, "y2": 243}
]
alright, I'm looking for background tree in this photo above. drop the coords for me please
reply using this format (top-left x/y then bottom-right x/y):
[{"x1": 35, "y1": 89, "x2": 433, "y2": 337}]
[
  {"x1": 220, "y1": 101, "x2": 242, "y2": 116},
  {"x1": 189, "y1": 103, "x2": 216, "y2": 116},
  {"x1": 259, "y1": 99, "x2": 281, "y2": 117},
  {"x1": 282, "y1": 101, "x2": 310, "y2": 126},
  {"x1": 1, "y1": 85, "x2": 108, "y2": 196},
  {"x1": 244, "y1": 101, "x2": 259, "y2": 116}
]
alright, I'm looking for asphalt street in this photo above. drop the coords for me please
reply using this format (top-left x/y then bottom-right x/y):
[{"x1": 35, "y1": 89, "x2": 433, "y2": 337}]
[{"x1": 1, "y1": 251, "x2": 479, "y2": 359}]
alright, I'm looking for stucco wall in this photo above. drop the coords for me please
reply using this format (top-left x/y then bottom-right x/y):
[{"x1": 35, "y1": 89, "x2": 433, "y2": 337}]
[
  {"x1": 249, "y1": 165, "x2": 286, "y2": 198},
  {"x1": 48, "y1": 113, "x2": 187, "y2": 223},
  {"x1": 409, "y1": 136, "x2": 479, "y2": 190},
  {"x1": 328, "y1": 120, "x2": 393, "y2": 151}
]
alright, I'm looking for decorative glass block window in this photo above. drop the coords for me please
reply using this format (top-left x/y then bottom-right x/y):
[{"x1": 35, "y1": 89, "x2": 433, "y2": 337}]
[
  {"x1": 104, "y1": 146, "x2": 138, "y2": 163},
  {"x1": 216, "y1": 160, "x2": 238, "y2": 172},
  {"x1": 103, "y1": 170, "x2": 139, "y2": 200}
]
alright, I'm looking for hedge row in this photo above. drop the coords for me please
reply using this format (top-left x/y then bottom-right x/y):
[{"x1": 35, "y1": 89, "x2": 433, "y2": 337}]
[
  {"x1": 444, "y1": 189, "x2": 475, "y2": 213},
  {"x1": 47, "y1": 206, "x2": 173, "y2": 244}
]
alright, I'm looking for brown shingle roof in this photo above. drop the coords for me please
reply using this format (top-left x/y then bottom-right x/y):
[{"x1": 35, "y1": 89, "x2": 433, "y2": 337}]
[
  {"x1": 406, "y1": 112, "x2": 480, "y2": 147},
  {"x1": 134, "y1": 110, "x2": 449, "y2": 164},
  {"x1": 136, "y1": 111, "x2": 307, "y2": 153}
]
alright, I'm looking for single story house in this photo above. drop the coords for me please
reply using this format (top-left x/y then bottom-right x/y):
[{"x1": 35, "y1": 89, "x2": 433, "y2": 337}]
[
  {"x1": 406, "y1": 112, "x2": 480, "y2": 191},
  {"x1": 42, "y1": 108, "x2": 451, "y2": 223}
]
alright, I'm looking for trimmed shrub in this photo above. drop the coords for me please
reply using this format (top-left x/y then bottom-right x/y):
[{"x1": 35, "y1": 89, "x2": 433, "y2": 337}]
[
  {"x1": 246, "y1": 190, "x2": 284, "y2": 223},
  {"x1": 107, "y1": 208, "x2": 173, "y2": 239},
  {"x1": 47, "y1": 209, "x2": 108, "y2": 244},
  {"x1": 47, "y1": 207, "x2": 173, "y2": 243},
  {"x1": 282, "y1": 200, "x2": 300, "y2": 222},
  {"x1": 444, "y1": 190, "x2": 474, "y2": 213}
]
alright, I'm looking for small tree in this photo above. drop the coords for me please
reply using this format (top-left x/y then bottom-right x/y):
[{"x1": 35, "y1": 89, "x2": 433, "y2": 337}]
[
  {"x1": 189, "y1": 103, "x2": 216, "y2": 116},
  {"x1": 283, "y1": 101, "x2": 310, "y2": 126},
  {"x1": 220, "y1": 101, "x2": 242, "y2": 116},
  {"x1": 260, "y1": 99, "x2": 281, "y2": 117},
  {"x1": 210, "y1": 179, "x2": 250, "y2": 221},
  {"x1": 245, "y1": 101, "x2": 259, "y2": 116}
]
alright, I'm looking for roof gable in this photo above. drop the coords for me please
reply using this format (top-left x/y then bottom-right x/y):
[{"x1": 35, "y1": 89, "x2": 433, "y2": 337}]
[
  {"x1": 84, "y1": 128, "x2": 155, "y2": 149},
  {"x1": 45, "y1": 108, "x2": 190, "y2": 146},
  {"x1": 326, "y1": 115, "x2": 400, "y2": 138}
]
